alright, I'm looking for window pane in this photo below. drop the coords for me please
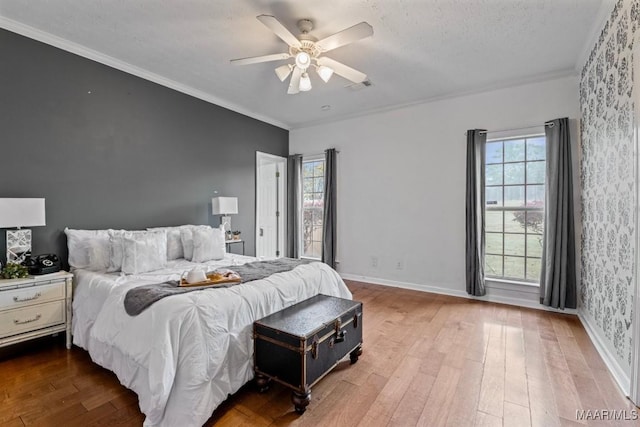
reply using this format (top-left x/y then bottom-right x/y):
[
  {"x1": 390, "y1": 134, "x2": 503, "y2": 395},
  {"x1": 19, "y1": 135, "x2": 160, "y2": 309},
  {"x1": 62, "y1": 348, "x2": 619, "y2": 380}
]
[
  {"x1": 314, "y1": 162, "x2": 324, "y2": 177},
  {"x1": 486, "y1": 164, "x2": 503, "y2": 185},
  {"x1": 486, "y1": 211, "x2": 503, "y2": 232},
  {"x1": 527, "y1": 137, "x2": 545, "y2": 161},
  {"x1": 303, "y1": 178, "x2": 313, "y2": 193},
  {"x1": 526, "y1": 185, "x2": 545, "y2": 206},
  {"x1": 303, "y1": 194, "x2": 313, "y2": 207},
  {"x1": 310, "y1": 241, "x2": 322, "y2": 258},
  {"x1": 486, "y1": 187, "x2": 503, "y2": 206},
  {"x1": 314, "y1": 177, "x2": 324, "y2": 192},
  {"x1": 312, "y1": 209, "x2": 323, "y2": 227},
  {"x1": 312, "y1": 225, "x2": 322, "y2": 241},
  {"x1": 526, "y1": 211, "x2": 544, "y2": 234},
  {"x1": 504, "y1": 139, "x2": 525, "y2": 162},
  {"x1": 504, "y1": 162, "x2": 525, "y2": 185},
  {"x1": 486, "y1": 255, "x2": 503, "y2": 276},
  {"x1": 486, "y1": 142, "x2": 503, "y2": 164},
  {"x1": 303, "y1": 162, "x2": 314, "y2": 177},
  {"x1": 504, "y1": 256, "x2": 525, "y2": 279},
  {"x1": 504, "y1": 210, "x2": 526, "y2": 233},
  {"x1": 486, "y1": 232, "x2": 503, "y2": 255},
  {"x1": 504, "y1": 234, "x2": 525, "y2": 256},
  {"x1": 527, "y1": 235, "x2": 543, "y2": 257},
  {"x1": 504, "y1": 186, "x2": 524, "y2": 207},
  {"x1": 526, "y1": 258, "x2": 542, "y2": 281},
  {"x1": 526, "y1": 161, "x2": 545, "y2": 184}
]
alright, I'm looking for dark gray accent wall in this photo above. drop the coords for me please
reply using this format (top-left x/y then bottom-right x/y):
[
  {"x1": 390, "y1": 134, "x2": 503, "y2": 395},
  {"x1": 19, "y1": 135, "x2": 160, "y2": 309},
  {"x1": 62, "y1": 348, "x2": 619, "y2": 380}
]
[{"x1": 0, "y1": 29, "x2": 288, "y2": 265}]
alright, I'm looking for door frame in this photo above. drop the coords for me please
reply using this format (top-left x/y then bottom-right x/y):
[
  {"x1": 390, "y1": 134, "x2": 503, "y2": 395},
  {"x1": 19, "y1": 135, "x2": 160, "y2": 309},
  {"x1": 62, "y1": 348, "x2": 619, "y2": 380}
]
[
  {"x1": 255, "y1": 151, "x2": 287, "y2": 259},
  {"x1": 630, "y1": 42, "x2": 640, "y2": 405}
]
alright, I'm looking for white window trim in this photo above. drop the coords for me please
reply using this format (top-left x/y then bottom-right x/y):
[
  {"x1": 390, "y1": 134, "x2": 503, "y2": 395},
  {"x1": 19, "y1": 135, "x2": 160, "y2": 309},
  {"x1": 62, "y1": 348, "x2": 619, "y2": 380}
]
[
  {"x1": 300, "y1": 155, "x2": 326, "y2": 260},
  {"x1": 484, "y1": 132, "x2": 546, "y2": 285}
]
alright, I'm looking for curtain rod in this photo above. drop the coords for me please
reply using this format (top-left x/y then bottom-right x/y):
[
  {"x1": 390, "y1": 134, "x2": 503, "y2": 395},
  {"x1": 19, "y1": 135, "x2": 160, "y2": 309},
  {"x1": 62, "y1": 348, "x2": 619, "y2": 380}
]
[
  {"x1": 465, "y1": 121, "x2": 554, "y2": 136},
  {"x1": 295, "y1": 150, "x2": 340, "y2": 157}
]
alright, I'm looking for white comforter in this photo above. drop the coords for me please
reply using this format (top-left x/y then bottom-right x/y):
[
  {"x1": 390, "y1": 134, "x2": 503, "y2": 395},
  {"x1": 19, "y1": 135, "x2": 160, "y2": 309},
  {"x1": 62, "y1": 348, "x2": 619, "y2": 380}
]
[{"x1": 72, "y1": 255, "x2": 351, "y2": 426}]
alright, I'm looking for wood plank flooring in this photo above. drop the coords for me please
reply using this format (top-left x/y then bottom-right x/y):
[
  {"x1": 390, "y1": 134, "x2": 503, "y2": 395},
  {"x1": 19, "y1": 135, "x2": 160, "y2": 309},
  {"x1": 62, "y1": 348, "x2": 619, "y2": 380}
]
[{"x1": 0, "y1": 280, "x2": 638, "y2": 426}]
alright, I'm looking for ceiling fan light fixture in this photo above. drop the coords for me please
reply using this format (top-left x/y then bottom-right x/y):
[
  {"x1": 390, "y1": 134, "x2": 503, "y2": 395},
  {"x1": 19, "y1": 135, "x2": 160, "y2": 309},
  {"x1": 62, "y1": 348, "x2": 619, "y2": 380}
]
[
  {"x1": 316, "y1": 65, "x2": 334, "y2": 83},
  {"x1": 275, "y1": 64, "x2": 293, "y2": 82},
  {"x1": 299, "y1": 72, "x2": 312, "y2": 91},
  {"x1": 295, "y1": 52, "x2": 311, "y2": 70}
]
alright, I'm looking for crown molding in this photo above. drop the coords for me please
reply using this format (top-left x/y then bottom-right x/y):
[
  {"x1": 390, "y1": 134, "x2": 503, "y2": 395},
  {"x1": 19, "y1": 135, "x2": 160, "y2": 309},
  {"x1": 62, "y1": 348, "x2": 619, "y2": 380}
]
[
  {"x1": 0, "y1": 16, "x2": 290, "y2": 131},
  {"x1": 574, "y1": 0, "x2": 616, "y2": 74},
  {"x1": 292, "y1": 69, "x2": 577, "y2": 130}
]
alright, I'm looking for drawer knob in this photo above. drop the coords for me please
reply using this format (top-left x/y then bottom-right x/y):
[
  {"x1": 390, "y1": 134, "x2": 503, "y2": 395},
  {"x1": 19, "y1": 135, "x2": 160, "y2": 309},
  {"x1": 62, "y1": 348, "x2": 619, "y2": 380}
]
[
  {"x1": 13, "y1": 292, "x2": 41, "y2": 303},
  {"x1": 14, "y1": 314, "x2": 42, "y2": 325}
]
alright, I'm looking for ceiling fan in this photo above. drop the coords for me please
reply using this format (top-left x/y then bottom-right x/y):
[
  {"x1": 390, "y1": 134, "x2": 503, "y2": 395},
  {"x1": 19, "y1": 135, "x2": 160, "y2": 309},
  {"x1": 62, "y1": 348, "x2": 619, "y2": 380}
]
[{"x1": 231, "y1": 15, "x2": 373, "y2": 94}]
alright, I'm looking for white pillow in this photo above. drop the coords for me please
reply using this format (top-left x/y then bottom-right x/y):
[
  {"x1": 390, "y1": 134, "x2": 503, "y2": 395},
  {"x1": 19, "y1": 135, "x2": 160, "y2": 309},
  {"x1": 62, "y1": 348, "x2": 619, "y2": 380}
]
[
  {"x1": 191, "y1": 226, "x2": 226, "y2": 263},
  {"x1": 64, "y1": 228, "x2": 111, "y2": 271},
  {"x1": 180, "y1": 225, "x2": 211, "y2": 261},
  {"x1": 147, "y1": 226, "x2": 192, "y2": 260},
  {"x1": 108, "y1": 230, "x2": 165, "y2": 272},
  {"x1": 121, "y1": 231, "x2": 168, "y2": 275},
  {"x1": 107, "y1": 229, "x2": 128, "y2": 272}
]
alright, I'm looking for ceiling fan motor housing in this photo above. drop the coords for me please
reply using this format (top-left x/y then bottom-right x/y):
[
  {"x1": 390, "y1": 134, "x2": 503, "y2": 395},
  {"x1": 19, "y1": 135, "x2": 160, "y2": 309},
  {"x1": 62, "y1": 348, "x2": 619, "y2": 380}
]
[{"x1": 289, "y1": 40, "x2": 321, "y2": 67}]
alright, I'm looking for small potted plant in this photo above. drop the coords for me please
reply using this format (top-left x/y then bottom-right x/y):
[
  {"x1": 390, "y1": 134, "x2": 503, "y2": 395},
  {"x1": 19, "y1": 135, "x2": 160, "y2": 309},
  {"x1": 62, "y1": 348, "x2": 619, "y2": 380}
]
[
  {"x1": 1, "y1": 262, "x2": 29, "y2": 279},
  {"x1": 232, "y1": 230, "x2": 241, "y2": 241}
]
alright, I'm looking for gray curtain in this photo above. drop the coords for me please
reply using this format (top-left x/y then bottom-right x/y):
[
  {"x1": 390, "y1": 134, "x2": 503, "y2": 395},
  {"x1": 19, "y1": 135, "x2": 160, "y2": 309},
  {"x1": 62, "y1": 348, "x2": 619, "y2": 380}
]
[
  {"x1": 540, "y1": 118, "x2": 576, "y2": 309},
  {"x1": 287, "y1": 154, "x2": 302, "y2": 258},
  {"x1": 322, "y1": 148, "x2": 337, "y2": 269},
  {"x1": 465, "y1": 129, "x2": 487, "y2": 296}
]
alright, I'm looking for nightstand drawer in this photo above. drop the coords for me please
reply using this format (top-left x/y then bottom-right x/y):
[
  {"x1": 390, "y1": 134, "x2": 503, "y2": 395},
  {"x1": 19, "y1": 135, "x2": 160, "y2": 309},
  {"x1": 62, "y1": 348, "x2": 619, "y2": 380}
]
[
  {"x1": 0, "y1": 281, "x2": 65, "y2": 311},
  {"x1": 0, "y1": 300, "x2": 65, "y2": 339}
]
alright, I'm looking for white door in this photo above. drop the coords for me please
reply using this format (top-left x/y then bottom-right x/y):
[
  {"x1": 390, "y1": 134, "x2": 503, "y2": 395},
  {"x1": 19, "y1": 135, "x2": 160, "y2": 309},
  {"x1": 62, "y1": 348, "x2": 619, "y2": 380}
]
[{"x1": 256, "y1": 152, "x2": 286, "y2": 258}]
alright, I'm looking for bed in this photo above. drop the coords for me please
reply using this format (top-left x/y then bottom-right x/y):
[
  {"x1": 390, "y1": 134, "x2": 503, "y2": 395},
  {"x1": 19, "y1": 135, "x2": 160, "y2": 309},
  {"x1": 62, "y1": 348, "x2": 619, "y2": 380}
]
[{"x1": 71, "y1": 253, "x2": 351, "y2": 426}]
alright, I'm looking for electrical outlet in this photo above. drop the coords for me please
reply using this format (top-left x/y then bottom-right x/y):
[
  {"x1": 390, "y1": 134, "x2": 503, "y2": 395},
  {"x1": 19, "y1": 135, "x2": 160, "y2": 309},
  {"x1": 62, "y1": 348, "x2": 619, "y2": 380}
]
[
  {"x1": 370, "y1": 256, "x2": 378, "y2": 268},
  {"x1": 395, "y1": 259, "x2": 404, "y2": 270}
]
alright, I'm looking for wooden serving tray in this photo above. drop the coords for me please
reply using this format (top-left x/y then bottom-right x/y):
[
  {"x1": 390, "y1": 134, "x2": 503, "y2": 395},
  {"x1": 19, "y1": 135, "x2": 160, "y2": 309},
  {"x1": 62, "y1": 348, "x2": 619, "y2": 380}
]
[{"x1": 179, "y1": 272, "x2": 241, "y2": 287}]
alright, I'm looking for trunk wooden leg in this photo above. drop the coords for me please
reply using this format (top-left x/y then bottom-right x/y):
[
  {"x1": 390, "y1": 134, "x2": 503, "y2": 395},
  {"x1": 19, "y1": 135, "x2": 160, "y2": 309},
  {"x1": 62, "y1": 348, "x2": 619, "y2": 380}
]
[
  {"x1": 292, "y1": 390, "x2": 311, "y2": 414},
  {"x1": 255, "y1": 374, "x2": 271, "y2": 393},
  {"x1": 350, "y1": 345, "x2": 363, "y2": 364}
]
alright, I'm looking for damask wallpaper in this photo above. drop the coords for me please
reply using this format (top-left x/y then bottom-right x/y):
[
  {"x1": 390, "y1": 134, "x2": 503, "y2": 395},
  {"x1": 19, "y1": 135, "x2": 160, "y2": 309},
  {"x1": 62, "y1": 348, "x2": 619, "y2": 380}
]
[{"x1": 579, "y1": 0, "x2": 638, "y2": 373}]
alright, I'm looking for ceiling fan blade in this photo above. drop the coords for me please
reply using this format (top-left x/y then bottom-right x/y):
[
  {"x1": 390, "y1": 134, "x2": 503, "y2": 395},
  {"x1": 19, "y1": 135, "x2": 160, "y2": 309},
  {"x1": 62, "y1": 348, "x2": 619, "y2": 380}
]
[
  {"x1": 316, "y1": 22, "x2": 373, "y2": 52},
  {"x1": 257, "y1": 15, "x2": 302, "y2": 49},
  {"x1": 288, "y1": 66, "x2": 303, "y2": 94},
  {"x1": 317, "y1": 57, "x2": 367, "y2": 83},
  {"x1": 230, "y1": 53, "x2": 290, "y2": 66}
]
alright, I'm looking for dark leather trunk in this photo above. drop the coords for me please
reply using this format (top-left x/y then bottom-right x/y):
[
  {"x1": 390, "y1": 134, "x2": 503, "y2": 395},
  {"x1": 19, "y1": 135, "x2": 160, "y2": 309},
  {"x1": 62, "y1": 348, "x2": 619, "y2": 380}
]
[{"x1": 253, "y1": 294, "x2": 363, "y2": 395}]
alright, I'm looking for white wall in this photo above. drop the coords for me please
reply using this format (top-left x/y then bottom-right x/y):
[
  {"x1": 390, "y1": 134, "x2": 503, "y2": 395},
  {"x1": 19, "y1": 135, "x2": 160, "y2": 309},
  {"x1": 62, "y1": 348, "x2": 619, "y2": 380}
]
[{"x1": 290, "y1": 75, "x2": 580, "y2": 302}]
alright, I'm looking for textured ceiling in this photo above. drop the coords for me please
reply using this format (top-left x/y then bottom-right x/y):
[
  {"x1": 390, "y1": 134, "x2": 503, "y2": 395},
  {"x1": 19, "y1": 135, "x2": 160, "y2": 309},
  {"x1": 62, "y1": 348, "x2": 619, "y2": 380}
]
[{"x1": 0, "y1": 0, "x2": 606, "y2": 129}]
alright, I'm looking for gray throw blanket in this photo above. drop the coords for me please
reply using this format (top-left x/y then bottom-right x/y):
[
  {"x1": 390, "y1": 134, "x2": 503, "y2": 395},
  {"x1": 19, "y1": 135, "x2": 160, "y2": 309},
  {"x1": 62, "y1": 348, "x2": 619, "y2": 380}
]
[{"x1": 124, "y1": 258, "x2": 312, "y2": 316}]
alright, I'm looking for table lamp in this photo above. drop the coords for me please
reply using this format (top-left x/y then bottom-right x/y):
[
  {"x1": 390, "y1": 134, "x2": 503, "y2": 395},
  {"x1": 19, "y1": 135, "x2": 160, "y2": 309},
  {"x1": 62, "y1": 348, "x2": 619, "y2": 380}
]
[
  {"x1": 211, "y1": 197, "x2": 238, "y2": 233},
  {"x1": 0, "y1": 198, "x2": 46, "y2": 264}
]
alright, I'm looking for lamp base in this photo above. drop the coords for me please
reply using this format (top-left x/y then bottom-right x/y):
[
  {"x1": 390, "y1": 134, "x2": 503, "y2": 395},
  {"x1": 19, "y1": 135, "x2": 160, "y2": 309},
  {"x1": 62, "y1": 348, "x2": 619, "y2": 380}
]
[
  {"x1": 7, "y1": 229, "x2": 32, "y2": 265},
  {"x1": 221, "y1": 216, "x2": 232, "y2": 232}
]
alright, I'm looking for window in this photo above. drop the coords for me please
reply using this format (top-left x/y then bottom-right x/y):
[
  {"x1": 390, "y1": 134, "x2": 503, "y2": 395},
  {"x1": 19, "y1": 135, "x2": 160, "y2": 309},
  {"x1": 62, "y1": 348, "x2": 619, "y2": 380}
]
[
  {"x1": 484, "y1": 136, "x2": 545, "y2": 282},
  {"x1": 302, "y1": 157, "x2": 325, "y2": 259}
]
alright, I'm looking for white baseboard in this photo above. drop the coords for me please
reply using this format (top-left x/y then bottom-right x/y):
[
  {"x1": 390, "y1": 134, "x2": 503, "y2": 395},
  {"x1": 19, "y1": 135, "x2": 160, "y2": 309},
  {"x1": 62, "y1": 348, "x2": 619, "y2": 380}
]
[
  {"x1": 578, "y1": 311, "x2": 631, "y2": 396},
  {"x1": 340, "y1": 273, "x2": 468, "y2": 298},
  {"x1": 339, "y1": 273, "x2": 577, "y2": 315}
]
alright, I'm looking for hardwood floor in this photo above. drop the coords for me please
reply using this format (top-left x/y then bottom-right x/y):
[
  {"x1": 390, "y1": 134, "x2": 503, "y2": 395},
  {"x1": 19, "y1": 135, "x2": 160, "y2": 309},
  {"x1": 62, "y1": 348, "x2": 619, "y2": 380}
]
[{"x1": 0, "y1": 280, "x2": 638, "y2": 426}]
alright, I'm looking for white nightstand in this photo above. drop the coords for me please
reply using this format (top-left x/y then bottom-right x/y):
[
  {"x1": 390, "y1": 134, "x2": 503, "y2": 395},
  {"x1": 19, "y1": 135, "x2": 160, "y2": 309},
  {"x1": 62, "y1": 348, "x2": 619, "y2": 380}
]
[{"x1": 0, "y1": 271, "x2": 73, "y2": 349}]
